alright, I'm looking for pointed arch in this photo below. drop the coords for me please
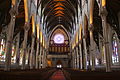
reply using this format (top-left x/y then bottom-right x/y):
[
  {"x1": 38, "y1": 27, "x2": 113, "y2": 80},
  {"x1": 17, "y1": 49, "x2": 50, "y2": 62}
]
[{"x1": 48, "y1": 24, "x2": 70, "y2": 42}]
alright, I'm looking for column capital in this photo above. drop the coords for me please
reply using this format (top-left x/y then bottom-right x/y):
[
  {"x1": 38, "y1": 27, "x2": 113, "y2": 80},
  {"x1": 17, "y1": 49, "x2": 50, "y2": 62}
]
[
  {"x1": 31, "y1": 34, "x2": 36, "y2": 38},
  {"x1": 36, "y1": 39, "x2": 40, "y2": 43},
  {"x1": 82, "y1": 35, "x2": 86, "y2": 39},
  {"x1": 100, "y1": 6, "x2": 108, "y2": 17},
  {"x1": 10, "y1": 5, "x2": 18, "y2": 16},
  {"x1": 79, "y1": 40, "x2": 82, "y2": 44},
  {"x1": 24, "y1": 22, "x2": 30, "y2": 31},
  {"x1": 89, "y1": 24, "x2": 94, "y2": 31}
]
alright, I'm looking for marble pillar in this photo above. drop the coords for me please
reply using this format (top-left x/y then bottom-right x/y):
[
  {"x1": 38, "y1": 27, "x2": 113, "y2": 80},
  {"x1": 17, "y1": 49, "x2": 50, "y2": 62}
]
[
  {"x1": 98, "y1": 34, "x2": 104, "y2": 65},
  {"x1": 39, "y1": 45, "x2": 42, "y2": 69},
  {"x1": 30, "y1": 35, "x2": 35, "y2": 69},
  {"x1": 43, "y1": 49, "x2": 46, "y2": 68},
  {"x1": 100, "y1": 7, "x2": 111, "y2": 72},
  {"x1": 22, "y1": 23, "x2": 29, "y2": 70},
  {"x1": 72, "y1": 50, "x2": 75, "y2": 68},
  {"x1": 76, "y1": 46, "x2": 80, "y2": 69},
  {"x1": 42, "y1": 48, "x2": 44, "y2": 68},
  {"x1": 5, "y1": 7, "x2": 16, "y2": 71},
  {"x1": 107, "y1": 24, "x2": 113, "y2": 66},
  {"x1": 83, "y1": 38, "x2": 88, "y2": 69},
  {"x1": 15, "y1": 33, "x2": 20, "y2": 67},
  {"x1": 89, "y1": 28, "x2": 95, "y2": 71},
  {"x1": 78, "y1": 43, "x2": 83, "y2": 69},
  {"x1": 35, "y1": 40, "x2": 39, "y2": 69},
  {"x1": 27, "y1": 46, "x2": 31, "y2": 67}
]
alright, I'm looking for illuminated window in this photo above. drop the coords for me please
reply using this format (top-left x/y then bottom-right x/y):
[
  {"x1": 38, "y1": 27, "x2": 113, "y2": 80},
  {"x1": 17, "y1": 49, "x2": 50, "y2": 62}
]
[
  {"x1": 11, "y1": 45, "x2": 16, "y2": 64},
  {"x1": 54, "y1": 34, "x2": 64, "y2": 44},
  {"x1": 112, "y1": 35, "x2": 119, "y2": 64},
  {"x1": 0, "y1": 39, "x2": 6, "y2": 62}
]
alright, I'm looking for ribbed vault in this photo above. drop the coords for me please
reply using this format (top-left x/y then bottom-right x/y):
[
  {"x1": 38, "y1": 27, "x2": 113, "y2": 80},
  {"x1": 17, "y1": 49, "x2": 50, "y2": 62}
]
[{"x1": 41, "y1": 0, "x2": 78, "y2": 35}]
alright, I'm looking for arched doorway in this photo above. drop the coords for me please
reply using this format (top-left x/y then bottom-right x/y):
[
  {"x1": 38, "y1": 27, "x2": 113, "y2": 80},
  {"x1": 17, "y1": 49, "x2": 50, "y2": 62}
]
[{"x1": 56, "y1": 60, "x2": 63, "y2": 68}]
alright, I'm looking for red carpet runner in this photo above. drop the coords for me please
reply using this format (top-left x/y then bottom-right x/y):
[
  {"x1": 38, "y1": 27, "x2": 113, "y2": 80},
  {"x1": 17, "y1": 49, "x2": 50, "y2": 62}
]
[{"x1": 49, "y1": 70, "x2": 66, "y2": 80}]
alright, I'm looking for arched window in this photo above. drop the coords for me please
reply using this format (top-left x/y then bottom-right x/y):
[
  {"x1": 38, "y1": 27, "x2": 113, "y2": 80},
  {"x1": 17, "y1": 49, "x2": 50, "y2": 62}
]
[
  {"x1": 49, "y1": 27, "x2": 69, "y2": 54},
  {"x1": 112, "y1": 34, "x2": 119, "y2": 64}
]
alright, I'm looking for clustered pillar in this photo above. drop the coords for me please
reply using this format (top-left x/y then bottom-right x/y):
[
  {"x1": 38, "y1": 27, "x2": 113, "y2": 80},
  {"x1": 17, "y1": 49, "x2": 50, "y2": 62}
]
[
  {"x1": 5, "y1": 6, "x2": 17, "y2": 71},
  {"x1": 78, "y1": 42, "x2": 83, "y2": 69},
  {"x1": 83, "y1": 37, "x2": 88, "y2": 70},
  {"x1": 22, "y1": 23, "x2": 29, "y2": 70},
  {"x1": 89, "y1": 26, "x2": 95, "y2": 71},
  {"x1": 100, "y1": 6, "x2": 111, "y2": 72},
  {"x1": 35, "y1": 40, "x2": 40, "y2": 69},
  {"x1": 15, "y1": 33, "x2": 20, "y2": 67},
  {"x1": 30, "y1": 35, "x2": 35, "y2": 69}
]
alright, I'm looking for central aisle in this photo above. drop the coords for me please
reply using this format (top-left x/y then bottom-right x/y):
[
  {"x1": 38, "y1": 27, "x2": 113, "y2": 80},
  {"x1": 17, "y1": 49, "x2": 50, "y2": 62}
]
[{"x1": 49, "y1": 70, "x2": 66, "y2": 80}]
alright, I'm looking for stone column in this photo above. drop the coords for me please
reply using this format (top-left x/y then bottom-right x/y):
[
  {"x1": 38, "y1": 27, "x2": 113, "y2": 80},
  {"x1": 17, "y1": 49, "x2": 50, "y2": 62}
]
[
  {"x1": 39, "y1": 45, "x2": 42, "y2": 69},
  {"x1": 43, "y1": 49, "x2": 46, "y2": 68},
  {"x1": 75, "y1": 48, "x2": 78, "y2": 69},
  {"x1": 100, "y1": 7, "x2": 111, "y2": 72},
  {"x1": 83, "y1": 38, "x2": 88, "y2": 69},
  {"x1": 45, "y1": 49, "x2": 47, "y2": 68},
  {"x1": 46, "y1": 49, "x2": 48, "y2": 67},
  {"x1": 78, "y1": 42, "x2": 83, "y2": 69},
  {"x1": 42, "y1": 50, "x2": 44, "y2": 68},
  {"x1": 107, "y1": 24, "x2": 113, "y2": 66},
  {"x1": 72, "y1": 50, "x2": 75, "y2": 68},
  {"x1": 99, "y1": 34, "x2": 104, "y2": 65},
  {"x1": 21, "y1": 23, "x2": 29, "y2": 70},
  {"x1": 27, "y1": 45, "x2": 31, "y2": 67},
  {"x1": 74, "y1": 49, "x2": 76, "y2": 69},
  {"x1": 70, "y1": 50, "x2": 72, "y2": 68},
  {"x1": 76, "y1": 46, "x2": 79, "y2": 69},
  {"x1": 5, "y1": 6, "x2": 16, "y2": 71},
  {"x1": 41, "y1": 48, "x2": 43, "y2": 68},
  {"x1": 15, "y1": 33, "x2": 20, "y2": 67},
  {"x1": 74, "y1": 49, "x2": 77, "y2": 69},
  {"x1": 89, "y1": 27, "x2": 96, "y2": 71},
  {"x1": 42, "y1": 48, "x2": 44, "y2": 68},
  {"x1": 30, "y1": 35, "x2": 35, "y2": 69},
  {"x1": 35, "y1": 40, "x2": 40, "y2": 69},
  {"x1": 33, "y1": 50, "x2": 35, "y2": 68}
]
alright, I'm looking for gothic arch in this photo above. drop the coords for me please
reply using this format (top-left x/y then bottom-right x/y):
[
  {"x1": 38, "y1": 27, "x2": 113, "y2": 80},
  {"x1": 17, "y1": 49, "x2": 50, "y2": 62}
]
[{"x1": 49, "y1": 24, "x2": 70, "y2": 42}]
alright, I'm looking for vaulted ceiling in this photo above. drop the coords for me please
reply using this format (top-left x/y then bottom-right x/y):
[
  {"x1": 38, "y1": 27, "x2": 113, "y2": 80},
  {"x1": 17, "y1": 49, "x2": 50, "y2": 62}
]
[
  {"x1": 41, "y1": 0, "x2": 78, "y2": 34},
  {"x1": 0, "y1": 0, "x2": 120, "y2": 41}
]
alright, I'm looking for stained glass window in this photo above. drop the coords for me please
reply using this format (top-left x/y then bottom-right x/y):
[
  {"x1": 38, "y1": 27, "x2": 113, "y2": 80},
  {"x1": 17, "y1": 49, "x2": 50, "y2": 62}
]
[
  {"x1": 112, "y1": 35, "x2": 119, "y2": 64},
  {"x1": 53, "y1": 34, "x2": 64, "y2": 44}
]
